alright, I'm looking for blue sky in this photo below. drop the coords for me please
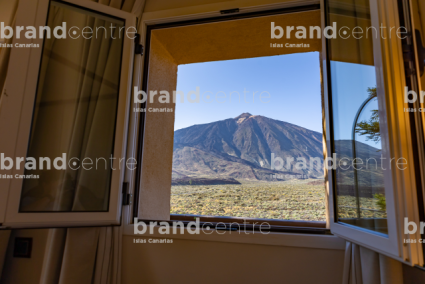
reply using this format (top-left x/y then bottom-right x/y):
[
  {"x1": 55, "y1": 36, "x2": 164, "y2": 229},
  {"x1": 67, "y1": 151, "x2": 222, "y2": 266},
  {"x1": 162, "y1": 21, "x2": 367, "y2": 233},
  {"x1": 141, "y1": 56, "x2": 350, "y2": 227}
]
[
  {"x1": 174, "y1": 52, "x2": 381, "y2": 148},
  {"x1": 174, "y1": 52, "x2": 323, "y2": 132},
  {"x1": 330, "y1": 61, "x2": 381, "y2": 148}
]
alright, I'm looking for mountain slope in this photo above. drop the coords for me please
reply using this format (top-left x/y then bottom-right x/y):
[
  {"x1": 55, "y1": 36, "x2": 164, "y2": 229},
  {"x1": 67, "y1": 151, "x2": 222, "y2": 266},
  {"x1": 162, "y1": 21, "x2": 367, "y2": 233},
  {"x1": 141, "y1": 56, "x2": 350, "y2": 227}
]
[
  {"x1": 173, "y1": 113, "x2": 384, "y2": 194},
  {"x1": 173, "y1": 113, "x2": 326, "y2": 180}
]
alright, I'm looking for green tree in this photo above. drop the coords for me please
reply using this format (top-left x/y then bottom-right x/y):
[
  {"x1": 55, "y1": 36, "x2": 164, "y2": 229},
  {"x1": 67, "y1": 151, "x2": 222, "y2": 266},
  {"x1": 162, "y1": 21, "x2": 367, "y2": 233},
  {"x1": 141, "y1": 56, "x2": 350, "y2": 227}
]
[
  {"x1": 355, "y1": 87, "x2": 380, "y2": 143},
  {"x1": 374, "y1": 193, "x2": 386, "y2": 211}
]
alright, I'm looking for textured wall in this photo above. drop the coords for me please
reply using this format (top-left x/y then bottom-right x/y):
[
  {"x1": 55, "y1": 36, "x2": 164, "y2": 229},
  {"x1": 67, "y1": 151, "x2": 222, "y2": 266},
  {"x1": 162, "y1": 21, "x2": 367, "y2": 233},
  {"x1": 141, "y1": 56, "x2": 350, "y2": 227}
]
[
  {"x1": 152, "y1": 11, "x2": 321, "y2": 65},
  {"x1": 138, "y1": 34, "x2": 178, "y2": 220}
]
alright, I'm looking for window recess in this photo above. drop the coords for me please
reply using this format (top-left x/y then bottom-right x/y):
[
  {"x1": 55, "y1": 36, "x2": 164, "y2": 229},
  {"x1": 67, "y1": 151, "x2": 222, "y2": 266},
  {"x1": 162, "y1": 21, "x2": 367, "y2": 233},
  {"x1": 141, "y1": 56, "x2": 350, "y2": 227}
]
[{"x1": 133, "y1": 5, "x2": 329, "y2": 232}]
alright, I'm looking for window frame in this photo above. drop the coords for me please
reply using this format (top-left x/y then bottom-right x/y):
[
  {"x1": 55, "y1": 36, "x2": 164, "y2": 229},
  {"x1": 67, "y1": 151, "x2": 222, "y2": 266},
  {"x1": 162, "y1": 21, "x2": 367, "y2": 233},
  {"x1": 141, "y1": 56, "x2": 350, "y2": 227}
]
[
  {"x1": 322, "y1": 0, "x2": 400, "y2": 256},
  {"x1": 400, "y1": 0, "x2": 425, "y2": 265},
  {"x1": 321, "y1": 0, "x2": 425, "y2": 265},
  {"x1": 132, "y1": 3, "x2": 330, "y2": 232},
  {"x1": 0, "y1": 0, "x2": 136, "y2": 228}
]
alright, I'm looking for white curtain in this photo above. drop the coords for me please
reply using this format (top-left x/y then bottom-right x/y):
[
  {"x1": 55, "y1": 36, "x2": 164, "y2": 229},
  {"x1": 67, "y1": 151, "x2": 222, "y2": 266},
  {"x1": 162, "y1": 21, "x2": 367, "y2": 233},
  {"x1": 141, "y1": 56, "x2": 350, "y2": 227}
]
[
  {"x1": 47, "y1": 0, "x2": 143, "y2": 281},
  {"x1": 343, "y1": 242, "x2": 404, "y2": 284}
]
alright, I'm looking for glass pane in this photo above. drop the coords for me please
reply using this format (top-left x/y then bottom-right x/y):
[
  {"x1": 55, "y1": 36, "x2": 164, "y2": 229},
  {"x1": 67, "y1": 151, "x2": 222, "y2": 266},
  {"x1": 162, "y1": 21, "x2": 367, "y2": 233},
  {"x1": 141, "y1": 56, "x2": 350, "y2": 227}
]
[
  {"x1": 19, "y1": 1, "x2": 125, "y2": 212},
  {"x1": 326, "y1": 0, "x2": 388, "y2": 234}
]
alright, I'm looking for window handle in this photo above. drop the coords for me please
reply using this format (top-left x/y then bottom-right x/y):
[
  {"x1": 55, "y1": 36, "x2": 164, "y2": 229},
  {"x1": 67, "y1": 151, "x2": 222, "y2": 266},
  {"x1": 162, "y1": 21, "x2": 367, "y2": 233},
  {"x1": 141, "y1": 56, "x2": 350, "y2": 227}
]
[
  {"x1": 122, "y1": 182, "x2": 132, "y2": 206},
  {"x1": 134, "y1": 33, "x2": 143, "y2": 56}
]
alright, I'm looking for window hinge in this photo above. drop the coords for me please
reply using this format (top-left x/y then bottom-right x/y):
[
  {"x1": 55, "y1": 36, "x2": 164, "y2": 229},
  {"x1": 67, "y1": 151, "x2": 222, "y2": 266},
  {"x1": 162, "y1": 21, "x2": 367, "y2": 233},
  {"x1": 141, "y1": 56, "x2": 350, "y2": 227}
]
[
  {"x1": 134, "y1": 34, "x2": 144, "y2": 56},
  {"x1": 122, "y1": 182, "x2": 132, "y2": 206}
]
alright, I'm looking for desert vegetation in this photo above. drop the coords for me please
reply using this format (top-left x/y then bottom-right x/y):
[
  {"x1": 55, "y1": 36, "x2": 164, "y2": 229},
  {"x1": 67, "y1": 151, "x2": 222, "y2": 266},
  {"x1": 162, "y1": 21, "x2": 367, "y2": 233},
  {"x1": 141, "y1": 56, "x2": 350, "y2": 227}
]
[
  {"x1": 337, "y1": 195, "x2": 387, "y2": 219},
  {"x1": 171, "y1": 178, "x2": 388, "y2": 221},
  {"x1": 171, "y1": 178, "x2": 327, "y2": 221},
  {"x1": 171, "y1": 112, "x2": 386, "y2": 222}
]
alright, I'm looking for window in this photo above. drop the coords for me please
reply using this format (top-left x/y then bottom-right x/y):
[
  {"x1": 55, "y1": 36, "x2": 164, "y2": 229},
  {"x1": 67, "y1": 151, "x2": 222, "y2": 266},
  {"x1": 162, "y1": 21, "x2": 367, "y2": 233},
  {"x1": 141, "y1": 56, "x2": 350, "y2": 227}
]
[
  {"x1": 323, "y1": 0, "x2": 407, "y2": 259},
  {"x1": 1, "y1": 0, "x2": 422, "y2": 267},
  {"x1": 0, "y1": 0, "x2": 136, "y2": 228},
  {"x1": 20, "y1": 1, "x2": 125, "y2": 212},
  {"x1": 171, "y1": 53, "x2": 326, "y2": 222},
  {"x1": 133, "y1": 7, "x2": 328, "y2": 229}
]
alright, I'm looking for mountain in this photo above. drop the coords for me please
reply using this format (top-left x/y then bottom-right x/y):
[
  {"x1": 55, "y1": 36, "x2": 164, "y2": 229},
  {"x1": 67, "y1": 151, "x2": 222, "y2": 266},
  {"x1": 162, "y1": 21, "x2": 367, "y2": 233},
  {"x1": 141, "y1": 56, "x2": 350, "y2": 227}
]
[
  {"x1": 333, "y1": 139, "x2": 384, "y2": 196},
  {"x1": 173, "y1": 113, "x2": 326, "y2": 181},
  {"x1": 172, "y1": 113, "x2": 384, "y2": 185}
]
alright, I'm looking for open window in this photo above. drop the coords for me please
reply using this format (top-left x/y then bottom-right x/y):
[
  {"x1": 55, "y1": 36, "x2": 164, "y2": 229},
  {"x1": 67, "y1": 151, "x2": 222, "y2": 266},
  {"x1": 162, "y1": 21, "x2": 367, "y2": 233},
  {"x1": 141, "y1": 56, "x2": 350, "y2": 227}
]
[
  {"x1": 171, "y1": 53, "x2": 324, "y2": 222},
  {"x1": 323, "y1": 0, "x2": 425, "y2": 264},
  {"x1": 0, "y1": 0, "x2": 136, "y2": 228},
  {"x1": 132, "y1": 6, "x2": 332, "y2": 232},
  {"x1": 323, "y1": 0, "x2": 401, "y2": 256}
]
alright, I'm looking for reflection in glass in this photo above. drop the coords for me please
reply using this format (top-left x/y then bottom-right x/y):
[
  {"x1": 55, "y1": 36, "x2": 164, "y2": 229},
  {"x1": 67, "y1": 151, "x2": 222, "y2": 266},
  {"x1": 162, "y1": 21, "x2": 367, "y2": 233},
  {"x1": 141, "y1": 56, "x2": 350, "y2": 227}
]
[
  {"x1": 19, "y1": 1, "x2": 124, "y2": 212},
  {"x1": 327, "y1": 0, "x2": 388, "y2": 234}
]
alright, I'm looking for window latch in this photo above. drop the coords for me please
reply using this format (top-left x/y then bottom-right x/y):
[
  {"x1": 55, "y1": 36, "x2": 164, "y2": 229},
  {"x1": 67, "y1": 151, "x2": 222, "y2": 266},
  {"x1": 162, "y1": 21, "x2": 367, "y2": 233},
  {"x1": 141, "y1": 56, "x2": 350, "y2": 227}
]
[
  {"x1": 134, "y1": 34, "x2": 144, "y2": 56},
  {"x1": 122, "y1": 182, "x2": 132, "y2": 206}
]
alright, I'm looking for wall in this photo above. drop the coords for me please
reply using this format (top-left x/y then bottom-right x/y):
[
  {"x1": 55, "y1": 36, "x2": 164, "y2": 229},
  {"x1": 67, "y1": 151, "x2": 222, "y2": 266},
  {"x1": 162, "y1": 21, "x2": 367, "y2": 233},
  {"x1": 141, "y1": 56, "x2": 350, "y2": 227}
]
[
  {"x1": 121, "y1": 235, "x2": 345, "y2": 284},
  {"x1": 150, "y1": 11, "x2": 322, "y2": 65},
  {"x1": 141, "y1": 0, "x2": 320, "y2": 23},
  {"x1": 0, "y1": 231, "x2": 10, "y2": 278},
  {"x1": 137, "y1": 33, "x2": 178, "y2": 221},
  {"x1": 143, "y1": 0, "x2": 305, "y2": 13},
  {"x1": 0, "y1": 229, "x2": 49, "y2": 284},
  {"x1": 403, "y1": 264, "x2": 425, "y2": 283}
]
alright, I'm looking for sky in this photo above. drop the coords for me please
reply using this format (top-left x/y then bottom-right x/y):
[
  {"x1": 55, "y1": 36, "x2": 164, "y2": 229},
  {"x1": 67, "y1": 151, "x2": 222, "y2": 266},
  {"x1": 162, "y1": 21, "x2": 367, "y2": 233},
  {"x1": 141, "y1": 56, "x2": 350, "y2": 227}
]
[
  {"x1": 330, "y1": 61, "x2": 381, "y2": 148},
  {"x1": 174, "y1": 52, "x2": 381, "y2": 148},
  {"x1": 174, "y1": 52, "x2": 323, "y2": 132}
]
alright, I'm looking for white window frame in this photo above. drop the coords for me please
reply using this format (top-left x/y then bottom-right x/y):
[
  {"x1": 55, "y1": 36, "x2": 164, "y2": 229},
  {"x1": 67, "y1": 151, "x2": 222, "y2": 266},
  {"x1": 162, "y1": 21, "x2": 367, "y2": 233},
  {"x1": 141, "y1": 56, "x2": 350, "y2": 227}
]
[
  {"x1": 0, "y1": 0, "x2": 136, "y2": 228},
  {"x1": 321, "y1": 0, "x2": 424, "y2": 265}
]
